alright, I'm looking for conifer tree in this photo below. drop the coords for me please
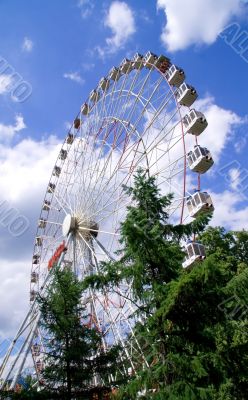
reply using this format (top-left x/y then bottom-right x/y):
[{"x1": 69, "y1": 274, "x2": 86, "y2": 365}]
[
  {"x1": 85, "y1": 171, "x2": 248, "y2": 399},
  {"x1": 38, "y1": 267, "x2": 121, "y2": 399}
]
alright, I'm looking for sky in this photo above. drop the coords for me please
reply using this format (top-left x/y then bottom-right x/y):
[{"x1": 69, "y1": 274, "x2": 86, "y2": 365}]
[{"x1": 0, "y1": 0, "x2": 248, "y2": 349}]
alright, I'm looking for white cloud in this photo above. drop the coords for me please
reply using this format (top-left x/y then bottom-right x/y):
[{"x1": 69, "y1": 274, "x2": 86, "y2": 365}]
[
  {"x1": 0, "y1": 115, "x2": 26, "y2": 143},
  {"x1": 235, "y1": 135, "x2": 247, "y2": 153},
  {"x1": 64, "y1": 121, "x2": 72, "y2": 130},
  {"x1": 0, "y1": 134, "x2": 60, "y2": 341},
  {"x1": 193, "y1": 96, "x2": 244, "y2": 162},
  {"x1": 157, "y1": 0, "x2": 242, "y2": 51},
  {"x1": 211, "y1": 190, "x2": 248, "y2": 230},
  {"x1": 0, "y1": 259, "x2": 29, "y2": 338},
  {"x1": 0, "y1": 135, "x2": 60, "y2": 202},
  {"x1": 63, "y1": 72, "x2": 85, "y2": 85},
  {"x1": 104, "y1": 1, "x2": 136, "y2": 52},
  {"x1": 94, "y1": 45, "x2": 106, "y2": 59},
  {"x1": 0, "y1": 74, "x2": 13, "y2": 95},
  {"x1": 22, "y1": 37, "x2": 34, "y2": 52},
  {"x1": 77, "y1": 0, "x2": 94, "y2": 19}
]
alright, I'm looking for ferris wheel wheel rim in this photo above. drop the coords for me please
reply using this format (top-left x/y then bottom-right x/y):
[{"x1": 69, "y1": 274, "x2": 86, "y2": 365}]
[{"x1": 29, "y1": 53, "x2": 189, "y2": 321}]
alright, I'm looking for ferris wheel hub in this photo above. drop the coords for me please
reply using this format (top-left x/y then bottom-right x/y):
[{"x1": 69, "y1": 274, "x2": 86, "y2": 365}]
[
  {"x1": 62, "y1": 214, "x2": 75, "y2": 236},
  {"x1": 62, "y1": 214, "x2": 99, "y2": 239}
]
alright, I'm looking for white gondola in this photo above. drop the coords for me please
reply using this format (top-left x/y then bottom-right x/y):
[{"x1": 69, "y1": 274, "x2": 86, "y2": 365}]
[
  {"x1": 32, "y1": 254, "x2": 40, "y2": 264},
  {"x1": 59, "y1": 149, "x2": 67, "y2": 160},
  {"x1": 35, "y1": 236, "x2": 43, "y2": 246},
  {"x1": 165, "y1": 64, "x2": 185, "y2": 87},
  {"x1": 109, "y1": 66, "x2": 121, "y2": 81},
  {"x1": 48, "y1": 183, "x2": 55, "y2": 193},
  {"x1": 42, "y1": 200, "x2": 51, "y2": 211},
  {"x1": 38, "y1": 219, "x2": 47, "y2": 229},
  {"x1": 132, "y1": 53, "x2": 144, "y2": 69},
  {"x1": 183, "y1": 109, "x2": 208, "y2": 135},
  {"x1": 143, "y1": 51, "x2": 157, "y2": 68},
  {"x1": 30, "y1": 290, "x2": 37, "y2": 302},
  {"x1": 176, "y1": 83, "x2": 198, "y2": 107},
  {"x1": 120, "y1": 58, "x2": 134, "y2": 74},
  {"x1": 32, "y1": 344, "x2": 41, "y2": 357},
  {"x1": 66, "y1": 133, "x2": 74, "y2": 144},
  {"x1": 154, "y1": 54, "x2": 171, "y2": 72},
  {"x1": 31, "y1": 272, "x2": 39, "y2": 283},
  {"x1": 53, "y1": 166, "x2": 61, "y2": 177},
  {"x1": 182, "y1": 241, "x2": 206, "y2": 268},
  {"x1": 81, "y1": 102, "x2": 89, "y2": 115},
  {"x1": 186, "y1": 191, "x2": 214, "y2": 218},
  {"x1": 187, "y1": 145, "x2": 214, "y2": 174},
  {"x1": 36, "y1": 360, "x2": 43, "y2": 372},
  {"x1": 74, "y1": 118, "x2": 81, "y2": 129},
  {"x1": 99, "y1": 77, "x2": 110, "y2": 91},
  {"x1": 89, "y1": 89, "x2": 100, "y2": 103}
]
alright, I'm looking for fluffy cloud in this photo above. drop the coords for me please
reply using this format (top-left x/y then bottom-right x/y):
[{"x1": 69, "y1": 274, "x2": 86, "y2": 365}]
[
  {"x1": 63, "y1": 72, "x2": 85, "y2": 85},
  {"x1": 157, "y1": 0, "x2": 242, "y2": 51},
  {"x1": 0, "y1": 133, "x2": 60, "y2": 343},
  {"x1": 22, "y1": 37, "x2": 34, "y2": 52},
  {"x1": 0, "y1": 260, "x2": 29, "y2": 338},
  {"x1": 0, "y1": 136, "x2": 60, "y2": 203},
  {"x1": 0, "y1": 115, "x2": 26, "y2": 143},
  {"x1": 0, "y1": 74, "x2": 13, "y2": 95},
  {"x1": 211, "y1": 190, "x2": 248, "y2": 230},
  {"x1": 194, "y1": 96, "x2": 244, "y2": 162},
  {"x1": 235, "y1": 135, "x2": 247, "y2": 153},
  {"x1": 105, "y1": 1, "x2": 136, "y2": 52}
]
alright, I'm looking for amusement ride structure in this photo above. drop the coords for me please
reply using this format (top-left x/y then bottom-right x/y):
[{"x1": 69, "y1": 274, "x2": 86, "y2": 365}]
[{"x1": 0, "y1": 51, "x2": 214, "y2": 389}]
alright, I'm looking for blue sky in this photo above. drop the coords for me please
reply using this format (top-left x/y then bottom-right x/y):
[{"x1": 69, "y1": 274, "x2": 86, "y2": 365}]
[
  {"x1": 0, "y1": 0, "x2": 247, "y2": 134},
  {"x1": 0, "y1": 0, "x2": 248, "y2": 346}
]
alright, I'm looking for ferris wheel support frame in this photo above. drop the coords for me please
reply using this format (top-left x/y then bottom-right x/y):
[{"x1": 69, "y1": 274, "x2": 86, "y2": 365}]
[{"x1": 1, "y1": 52, "x2": 214, "y2": 391}]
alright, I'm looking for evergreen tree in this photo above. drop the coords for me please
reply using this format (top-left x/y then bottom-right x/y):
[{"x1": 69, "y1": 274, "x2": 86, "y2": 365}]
[
  {"x1": 84, "y1": 170, "x2": 208, "y2": 310},
  {"x1": 38, "y1": 267, "x2": 121, "y2": 399},
  {"x1": 84, "y1": 171, "x2": 248, "y2": 399},
  {"x1": 84, "y1": 171, "x2": 209, "y2": 397}
]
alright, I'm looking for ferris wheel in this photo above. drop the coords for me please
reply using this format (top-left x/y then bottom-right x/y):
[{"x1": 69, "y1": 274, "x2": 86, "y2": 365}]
[{"x1": 0, "y1": 51, "x2": 214, "y2": 388}]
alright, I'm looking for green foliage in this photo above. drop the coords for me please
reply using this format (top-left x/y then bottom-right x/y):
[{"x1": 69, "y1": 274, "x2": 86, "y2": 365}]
[
  {"x1": 83, "y1": 170, "x2": 248, "y2": 399},
  {"x1": 84, "y1": 171, "x2": 209, "y2": 310},
  {"x1": 38, "y1": 267, "x2": 120, "y2": 399},
  {"x1": 0, "y1": 387, "x2": 114, "y2": 399},
  {"x1": 126, "y1": 243, "x2": 248, "y2": 396}
]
